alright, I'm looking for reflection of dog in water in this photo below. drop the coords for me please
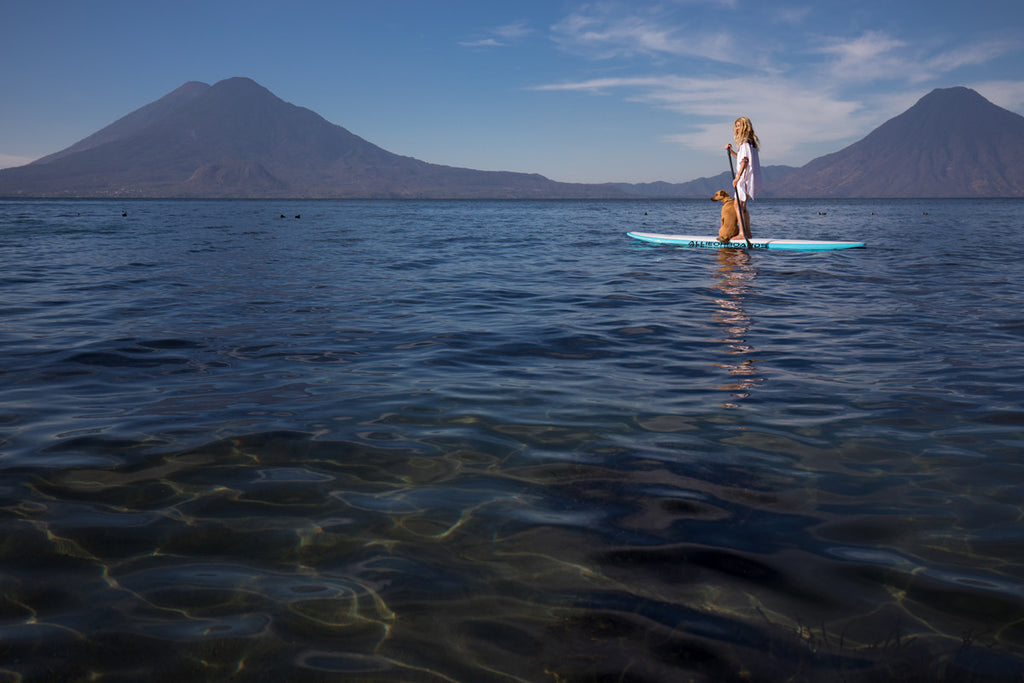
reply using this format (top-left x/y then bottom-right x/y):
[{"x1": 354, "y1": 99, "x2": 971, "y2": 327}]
[{"x1": 711, "y1": 190, "x2": 749, "y2": 243}]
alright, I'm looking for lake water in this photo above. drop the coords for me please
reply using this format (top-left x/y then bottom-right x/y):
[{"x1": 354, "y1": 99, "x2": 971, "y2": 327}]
[{"x1": 2, "y1": 198, "x2": 1023, "y2": 681}]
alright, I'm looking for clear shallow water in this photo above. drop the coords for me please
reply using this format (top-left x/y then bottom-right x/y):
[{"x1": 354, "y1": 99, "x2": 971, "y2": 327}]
[{"x1": 1, "y1": 198, "x2": 1023, "y2": 681}]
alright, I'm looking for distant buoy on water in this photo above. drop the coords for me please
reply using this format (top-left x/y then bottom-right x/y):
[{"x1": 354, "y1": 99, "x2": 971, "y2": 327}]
[{"x1": 122, "y1": 211, "x2": 127, "y2": 217}]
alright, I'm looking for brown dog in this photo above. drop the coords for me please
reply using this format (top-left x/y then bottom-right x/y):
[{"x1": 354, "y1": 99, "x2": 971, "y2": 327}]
[{"x1": 711, "y1": 189, "x2": 749, "y2": 242}]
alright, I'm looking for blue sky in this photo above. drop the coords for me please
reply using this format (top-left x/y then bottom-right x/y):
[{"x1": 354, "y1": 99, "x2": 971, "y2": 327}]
[{"x1": 2, "y1": 0, "x2": 1023, "y2": 183}]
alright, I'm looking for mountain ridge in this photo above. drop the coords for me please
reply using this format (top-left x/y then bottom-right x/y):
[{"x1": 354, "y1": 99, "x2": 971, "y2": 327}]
[
  {"x1": 32, "y1": 81, "x2": 212, "y2": 166},
  {"x1": 770, "y1": 87, "x2": 1024, "y2": 197},
  {"x1": 1, "y1": 79, "x2": 1022, "y2": 198},
  {"x1": 1, "y1": 78, "x2": 623, "y2": 199}
]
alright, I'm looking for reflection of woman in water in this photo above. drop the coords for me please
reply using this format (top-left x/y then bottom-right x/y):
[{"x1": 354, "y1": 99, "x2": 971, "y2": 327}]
[{"x1": 711, "y1": 249, "x2": 764, "y2": 408}]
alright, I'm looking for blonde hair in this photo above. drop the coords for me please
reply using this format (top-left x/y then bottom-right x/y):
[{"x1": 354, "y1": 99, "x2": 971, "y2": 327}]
[{"x1": 734, "y1": 116, "x2": 760, "y2": 149}]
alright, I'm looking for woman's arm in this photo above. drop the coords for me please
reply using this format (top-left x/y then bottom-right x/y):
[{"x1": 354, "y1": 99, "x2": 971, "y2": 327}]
[{"x1": 732, "y1": 157, "x2": 748, "y2": 187}]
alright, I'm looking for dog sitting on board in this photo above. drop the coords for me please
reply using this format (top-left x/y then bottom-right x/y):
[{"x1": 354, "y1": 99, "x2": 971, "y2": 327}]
[{"x1": 711, "y1": 189, "x2": 749, "y2": 243}]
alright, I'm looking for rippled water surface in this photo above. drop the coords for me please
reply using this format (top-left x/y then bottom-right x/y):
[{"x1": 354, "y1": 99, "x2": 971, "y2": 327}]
[{"x1": 2, "y1": 198, "x2": 1024, "y2": 681}]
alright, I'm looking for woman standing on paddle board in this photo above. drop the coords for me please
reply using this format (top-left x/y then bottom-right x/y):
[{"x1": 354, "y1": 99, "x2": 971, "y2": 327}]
[{"x1": 726, "y1": 117, "x2": 762, "y2": 247}]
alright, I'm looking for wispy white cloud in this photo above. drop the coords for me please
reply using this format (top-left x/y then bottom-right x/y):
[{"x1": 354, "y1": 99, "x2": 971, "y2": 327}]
[
  {"x1": 535, "y1": 74, "x2": 874, "y2": 165},
  {"x1": 534, "y1": 4, "x2": 1024, "y2": 169},
  {"x1": 815, "y1": 31, "x2": 1024, "y2": 86},
  {"x1": 461, "y1": 21, "x2": 532, "y2": 48},
  {"x1": 460, "y1": 38, "x2": 503, "y2": 48},
  {"x1": 0, "y1": 153, "x2": 36, "y2": 170},
  {"x1": 493, "y1": 21, "x2": 532, "y2": 42},
  {"x1": 551, "y1": 5, "x2": 736, "y2": 63},
  {"x1": 773, "y1": 6, "x2": 811, "y2": 26},
  {"x1": 534, "y1": 76, "x2": 670, "y2": 95},
  {"x1": 922, "y1": 38, "x2": 1021, "y2": 78},
  {"x1": 971, "y1": 79, "x2": 1024, "y2": 114},
  {"x1": 814, "y1": 30, "x2": 908, "y2": 83}
]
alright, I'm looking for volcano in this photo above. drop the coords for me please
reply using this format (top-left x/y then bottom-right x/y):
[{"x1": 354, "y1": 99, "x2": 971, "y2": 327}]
[{"x1": 0, "y1": 77, "x2": 621, "y2": 199}]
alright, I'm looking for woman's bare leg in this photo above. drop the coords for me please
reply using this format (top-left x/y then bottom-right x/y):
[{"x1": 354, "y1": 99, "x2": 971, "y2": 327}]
[{"x1": 735, "y1": 198, "x2": 751, "y2": 245}]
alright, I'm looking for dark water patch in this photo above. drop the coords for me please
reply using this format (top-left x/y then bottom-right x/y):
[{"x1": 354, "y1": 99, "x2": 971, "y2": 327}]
[{"x1": 66, "y1": 349, "x2": 192, "y2": 369}]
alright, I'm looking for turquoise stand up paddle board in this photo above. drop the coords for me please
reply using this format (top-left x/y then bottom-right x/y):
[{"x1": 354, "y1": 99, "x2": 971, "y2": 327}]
[{"x1": 627, "y1": 232, "x2": 866, "y2": 251}]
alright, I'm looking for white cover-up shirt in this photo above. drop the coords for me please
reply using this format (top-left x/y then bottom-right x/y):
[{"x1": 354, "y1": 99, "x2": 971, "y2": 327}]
[{"x1": 736, "y1": 141, "x2": 762, "y2": 202}]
